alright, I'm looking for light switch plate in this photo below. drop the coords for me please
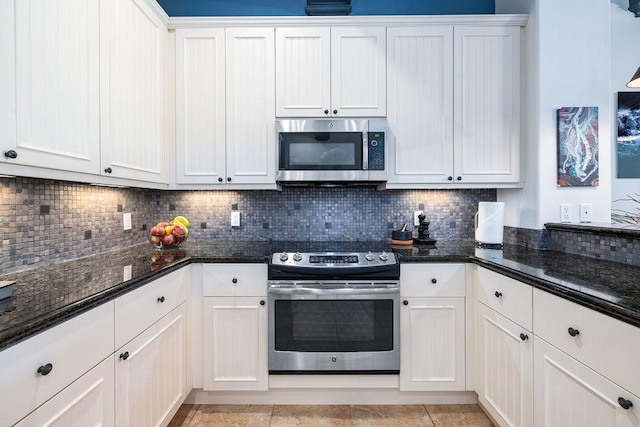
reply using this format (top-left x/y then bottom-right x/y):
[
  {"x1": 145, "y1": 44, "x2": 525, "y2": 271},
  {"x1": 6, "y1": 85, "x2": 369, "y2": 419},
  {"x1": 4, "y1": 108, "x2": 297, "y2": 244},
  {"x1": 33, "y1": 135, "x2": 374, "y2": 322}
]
[
  {"x1": 580, "y1": 203, "x2": 593, "y2": 223},
  {"x1": 231, "y1": 211, "x2": 241, "y2": 227},
  {"x1": 123, "y1": 213, "x2": 132, "y2": 230},
  {"x1": 123, "y1": 265, "x2": 132, "y2": 281},
  {"x1": 413, "y1": 211, "x2": 423, "y2": 226}
]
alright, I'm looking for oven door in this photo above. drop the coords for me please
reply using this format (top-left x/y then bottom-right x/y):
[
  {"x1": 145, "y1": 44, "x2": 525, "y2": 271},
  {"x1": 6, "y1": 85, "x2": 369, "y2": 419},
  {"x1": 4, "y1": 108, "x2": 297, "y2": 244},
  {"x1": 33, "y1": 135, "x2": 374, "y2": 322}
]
[{"x1": 268, "y1": 282, "x2": 400, "y2": 374}]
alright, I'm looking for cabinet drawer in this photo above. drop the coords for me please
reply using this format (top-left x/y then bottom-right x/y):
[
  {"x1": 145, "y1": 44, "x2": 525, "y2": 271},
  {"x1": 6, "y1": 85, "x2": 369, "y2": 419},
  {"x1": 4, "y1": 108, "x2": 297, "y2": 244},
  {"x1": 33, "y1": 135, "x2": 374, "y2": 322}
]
[
  {"x1": 203, "y1": 263, "x2": 267, "y2": 297},
  {"x1": 0, "y1": 302, "x2": 114, "y2": 427},
  {"x1": 476, "y1": 267, "x2": 532, "y2": 331},
  {"x1": 400, "y1": 263, "x2": 465, "y2": 297},
  {"x1": 115, "y1": 267, "x2": 189, "y2": 349},
  {"x1": 533, "y1": 289, "x2": 640, "y2": 397}
]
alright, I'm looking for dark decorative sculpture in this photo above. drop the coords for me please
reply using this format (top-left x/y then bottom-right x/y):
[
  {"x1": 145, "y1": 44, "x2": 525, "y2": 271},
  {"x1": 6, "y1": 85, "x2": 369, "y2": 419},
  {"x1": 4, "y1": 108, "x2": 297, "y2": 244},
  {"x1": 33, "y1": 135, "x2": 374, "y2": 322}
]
[{"x1": 413, "y1": 214, "x2": 437, "y2": 246}]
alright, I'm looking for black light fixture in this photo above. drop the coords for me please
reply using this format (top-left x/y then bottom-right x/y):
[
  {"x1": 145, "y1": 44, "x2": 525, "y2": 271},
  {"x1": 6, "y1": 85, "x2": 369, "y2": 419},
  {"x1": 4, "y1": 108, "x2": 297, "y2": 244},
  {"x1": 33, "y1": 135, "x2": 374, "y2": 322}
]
[
  {"x1": 305, "y1": 0, "x2": 351, "y2": 16},
  {"x1": 627, "y1": 66, "x2": 640, "y2": 88},
  {"x1": 630, "y1": 0, "x2": 640, "y2": 17}
]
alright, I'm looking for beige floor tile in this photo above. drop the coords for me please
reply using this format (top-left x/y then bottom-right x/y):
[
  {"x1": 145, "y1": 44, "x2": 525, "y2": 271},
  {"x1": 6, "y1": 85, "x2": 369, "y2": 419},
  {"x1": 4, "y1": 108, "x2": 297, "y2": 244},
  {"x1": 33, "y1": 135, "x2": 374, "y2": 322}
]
[
  {"x1": 270, "y1": 405, "x2": 351, "y2": 426},
  {"x1": 167, "y1": 404, "x2": 199, "y2": 427},
  {"x1": 425, "y1": 404, "x2": 494, "y2": 427},
  {"x1": 350, "y1": 404, "x2": 434, "y2": 427},
  {"x1": 187, "y1": 404, "x2": 273, "y2": 427}
]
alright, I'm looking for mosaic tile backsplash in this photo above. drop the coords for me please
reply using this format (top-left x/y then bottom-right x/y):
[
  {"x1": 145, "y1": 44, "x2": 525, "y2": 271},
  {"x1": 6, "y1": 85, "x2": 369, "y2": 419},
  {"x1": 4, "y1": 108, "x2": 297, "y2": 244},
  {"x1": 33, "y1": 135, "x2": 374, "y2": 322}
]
[
  {"x1": 549, "y1": 229, "x2": 640, "y2": 267},
  {"x1": 0, "y1": 177, "x2": 496, "y2": 273}
]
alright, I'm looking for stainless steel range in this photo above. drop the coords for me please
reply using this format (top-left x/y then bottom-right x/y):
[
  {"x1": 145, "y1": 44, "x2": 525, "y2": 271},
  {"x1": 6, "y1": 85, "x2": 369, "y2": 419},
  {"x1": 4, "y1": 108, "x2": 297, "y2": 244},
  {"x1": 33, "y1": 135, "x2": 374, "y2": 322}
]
[{"x1": 268, "y1": 251, "x2": 400, "y2": 374}]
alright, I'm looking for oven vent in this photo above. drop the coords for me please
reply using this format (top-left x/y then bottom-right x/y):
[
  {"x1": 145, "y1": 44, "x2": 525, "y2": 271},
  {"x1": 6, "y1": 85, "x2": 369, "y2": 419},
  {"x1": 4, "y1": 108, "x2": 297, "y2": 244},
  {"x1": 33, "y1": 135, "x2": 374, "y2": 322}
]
[{"x1": 305, "y1": 0, "x2": 352, "y2": 16}]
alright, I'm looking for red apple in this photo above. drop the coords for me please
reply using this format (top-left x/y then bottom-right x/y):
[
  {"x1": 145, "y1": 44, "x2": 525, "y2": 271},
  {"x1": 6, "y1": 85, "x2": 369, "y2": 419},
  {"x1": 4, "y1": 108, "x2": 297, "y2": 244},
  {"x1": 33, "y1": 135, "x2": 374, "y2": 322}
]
[
  {"x1": 150, "y1": 225, "x2": 165, "y2": 236},
  {"x1": 171, "y1": 223, "x2": 187, "y2": 238},
  {"x1": 161, "y1": 234, "x2": 175, "y2": 246},
  {"x1": 174, "y1": 235, "x2": 185, "y2": 244},
  {"x1": 156, "y1": 222, "x2": 170, "y2": 228}
]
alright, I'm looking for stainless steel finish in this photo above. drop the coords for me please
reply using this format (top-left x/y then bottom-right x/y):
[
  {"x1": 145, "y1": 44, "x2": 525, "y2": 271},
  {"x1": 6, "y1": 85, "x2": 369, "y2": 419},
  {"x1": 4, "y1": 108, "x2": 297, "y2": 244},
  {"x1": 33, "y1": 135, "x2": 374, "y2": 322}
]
[
  {"x1": 270, "y1": 251, "x2": 397, "y2": 267},
  {"x1": 268, "y1": 281, "x2": 399, "y2": 296},
  {"x1": 279, "y1": 252, "x2": 288, "y2": 261},
  {"x1": 276, "y1": 118, "x2": 368, "y2": 133}
]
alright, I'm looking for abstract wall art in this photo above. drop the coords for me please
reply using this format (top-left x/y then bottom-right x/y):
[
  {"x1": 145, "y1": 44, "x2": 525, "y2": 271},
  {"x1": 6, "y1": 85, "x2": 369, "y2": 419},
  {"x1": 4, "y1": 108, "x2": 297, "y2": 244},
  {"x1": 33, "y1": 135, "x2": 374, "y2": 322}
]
[
  {"x1": 557, "y1": 106, "x2": 599, "y2": 187},
  {"x1": 617, "y1": 92, "x2": 640, "y2": 179}
]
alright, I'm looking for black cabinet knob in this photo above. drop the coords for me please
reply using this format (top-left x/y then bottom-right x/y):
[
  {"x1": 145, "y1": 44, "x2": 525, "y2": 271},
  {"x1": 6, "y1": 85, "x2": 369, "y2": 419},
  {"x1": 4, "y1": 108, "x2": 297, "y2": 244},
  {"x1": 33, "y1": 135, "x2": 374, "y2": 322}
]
[
  {"x1": 104, "y1": 167, "x2": 112, "y2": 174},
  {"x1": 260, "y1": 300, "x2": 265, "y2": 306},
  {"x1": 333, "y1": 109, "x2": 338, "y2": 114},
  {"x1": 232, "y1": 278, "x2": 238, "y2": 284},
  {"x1": 494, "y1": 291, "x2": 503, "y2": 298},
  {"x1": 37, "y1": 363, "x2": 53, "y2": 376},
  {"x1": 218, "y1": 177, "x2": 223, "y2": 182},
  {"x1": 403, "y1": 300, "x2": 409, "y2": 305},
  {"x1": 157, "y1": 296, "x2": 165, "y2": 303},
  {"x1": 227, "y1": 177, "x2": 231, "y2": 182},
  {"x1": 119, "y1": 352, "x2": 129, "y2": 360},
  {"x1": 431, "y1": 278, "x2": 437, "y2": 284},
  {"x1": 520, "y1": 333, "x2": 529, "y2": 341},
  {"x1": 4, "y1": 150, "x2": 17, "y2": 159},
  {"x1": 568, "y1": 327, "x2": 580, "y2": 337},
  {"x1": 324, "y1": 110, "x2": 329, "y2": 115},
  {"x1": 456, "y1": 176, "x2": 462, "y2": 181},
  {"x1": 447, "y1": 176, "x2": 453, "y2": 181},
  {"x1": 618, "y1": 397, "x2": 633, "y2": 410}
]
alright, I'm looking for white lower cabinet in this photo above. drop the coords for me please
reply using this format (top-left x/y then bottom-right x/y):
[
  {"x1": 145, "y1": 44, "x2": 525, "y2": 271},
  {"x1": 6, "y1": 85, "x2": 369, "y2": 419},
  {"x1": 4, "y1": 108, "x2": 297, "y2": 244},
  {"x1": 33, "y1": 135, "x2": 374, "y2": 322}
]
[
  {"x1": 202, "y1": 296, "x2": 268, "y2": 391},
  {"x1": 15, "y1": 357, "x2": 115, "y2": 427},
  {"x1": 534, "y1": 337, "x2": 640, "y2": 427},
  {"x1": 476, "y1": 302, "x2": 533, "y2": 427},
  {"x1": 115, "y1": 302, "x2": 189, "y2": 427}
]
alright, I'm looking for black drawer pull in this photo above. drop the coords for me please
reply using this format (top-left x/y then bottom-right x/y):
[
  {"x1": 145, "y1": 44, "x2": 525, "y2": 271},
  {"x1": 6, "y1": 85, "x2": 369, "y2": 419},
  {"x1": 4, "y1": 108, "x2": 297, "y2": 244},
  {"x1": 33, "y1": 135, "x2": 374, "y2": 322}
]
[
  {"x1": 324, "y1": 109, "x2": 329, "y2": 115},
  {"x1": 232, "y1": 278, "x2": 238, "y2": 284},
  {"x1": 519, "y1": 333, "x2": 529, "y2": 341},
  {"x1": 4, "y1": 150, "x2": 18, "y2": 159},
  {"x1": 37, "y1": 363, "x2": 53, "y2": 376},
  {"x1": 431, "y1": 278, "x2": 437, "y2": 284},
  {"x1": 403, "y1": 300, "x2": 409, "y2": 305},
  {"x1": 494, "y1": 291, "x2": 502, "y2": 298},
  {"x1": 260, "y1": 300, "x2": 265, "y2": 306},
  {"x1": 104, "y1": 167, "x2": 112, "y2": 173},
  {"x1": 568, "y1": 327, "x2": 580, "y2": 337},
  {"x1": 120, "y1": 352, "x2": 129, "y2": 360},
  {"x1": 157, "y1": 296, "x2": 165, "y2": 303},
  {"x1": 619, "y1": 397, "x2": 633, "y2": 410}
]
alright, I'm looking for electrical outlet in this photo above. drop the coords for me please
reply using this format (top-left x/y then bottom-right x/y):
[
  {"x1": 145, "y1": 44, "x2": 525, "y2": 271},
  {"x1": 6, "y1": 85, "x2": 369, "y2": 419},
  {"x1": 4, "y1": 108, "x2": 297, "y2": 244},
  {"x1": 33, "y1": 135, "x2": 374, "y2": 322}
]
[
  {"x1": 413, "y1": 211, "x2": 423, "y2": 226},
  {"x1": 123, "y1": 265, "x2": 132, "y2": 281},
  {"x1": 580, "y1": 203, "x2": 593, "y2": 223},
  {"x1": 231, "y1": 211, "x2": 241, "y2": 227},
  {"x1": 123, "y1": 213, "x2": 132, "y2": 230},
  {"x1": 560, "y1": 204, "x2": 572, "y2": 223}
]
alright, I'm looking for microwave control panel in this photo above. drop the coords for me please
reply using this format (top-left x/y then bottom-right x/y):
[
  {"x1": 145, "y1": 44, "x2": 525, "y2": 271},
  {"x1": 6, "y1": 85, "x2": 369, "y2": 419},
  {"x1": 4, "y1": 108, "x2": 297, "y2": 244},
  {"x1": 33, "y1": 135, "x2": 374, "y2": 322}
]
[{"x1": 368, "y1": 132, "x2": 385, "y2": 170}]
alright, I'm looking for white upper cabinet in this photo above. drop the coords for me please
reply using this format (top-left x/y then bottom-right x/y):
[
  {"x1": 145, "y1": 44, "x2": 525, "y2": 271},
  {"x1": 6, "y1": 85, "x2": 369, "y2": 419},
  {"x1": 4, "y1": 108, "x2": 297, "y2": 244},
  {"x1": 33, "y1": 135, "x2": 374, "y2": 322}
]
[
  {"x1": 175, "y1": 27, "x2": 276, "y2": 187},
  {"x1": 386, "y1": 25, "x2": 521, "y2": 187},
  {"x1": 225, "y1": 27, "x2": 276, "y2": 185},
  {"x1": 175, "y1": 29, "x2": 226, "y2": 185},
  {"x1": 275, "y1": 26, "x2": 386, "y2": 117},
  {"x1": 1, "y1": 0, "x2": 100, "y2": 174},
  {"x1": 453, "y1": 26, "x2": 520, "y2": 184},
  {"x1": 387, "y1": 27, "x2": 454, "y2": 184},
  {"x1": 100, "y1": 0, "x2": 168, "y2": 183}
]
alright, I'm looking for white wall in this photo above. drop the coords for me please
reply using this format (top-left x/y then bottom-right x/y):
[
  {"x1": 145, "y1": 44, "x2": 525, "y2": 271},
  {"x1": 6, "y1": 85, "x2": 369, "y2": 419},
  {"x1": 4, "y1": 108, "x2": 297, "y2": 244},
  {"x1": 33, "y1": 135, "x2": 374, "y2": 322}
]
[
  {"x1": 497, "y1": 0, "x2": 612, "y2": 229},
  {"x1": 610, "y1": 0, "x2": 640, "y2": 222}
]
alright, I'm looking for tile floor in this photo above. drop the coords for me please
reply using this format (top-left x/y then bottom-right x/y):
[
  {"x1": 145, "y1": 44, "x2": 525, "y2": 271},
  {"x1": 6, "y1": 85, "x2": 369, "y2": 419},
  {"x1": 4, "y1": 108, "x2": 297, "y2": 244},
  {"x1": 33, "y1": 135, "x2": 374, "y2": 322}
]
[{"x1": 168, "y1": 404, "x2": 494, "y2": 426}]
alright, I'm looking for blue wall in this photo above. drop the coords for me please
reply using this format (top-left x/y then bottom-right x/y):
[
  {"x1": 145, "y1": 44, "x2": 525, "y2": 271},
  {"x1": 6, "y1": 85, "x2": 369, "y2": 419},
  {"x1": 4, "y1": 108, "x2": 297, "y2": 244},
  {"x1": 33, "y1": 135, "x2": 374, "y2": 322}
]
[{"x1": 157, "y1": 0, "x2": 495, "y2": 17}]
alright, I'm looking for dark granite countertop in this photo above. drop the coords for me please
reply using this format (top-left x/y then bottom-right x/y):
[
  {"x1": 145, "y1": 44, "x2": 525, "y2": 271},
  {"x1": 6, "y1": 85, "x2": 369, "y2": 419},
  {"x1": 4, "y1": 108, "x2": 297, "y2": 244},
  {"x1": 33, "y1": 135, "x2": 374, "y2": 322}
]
[{"x1": 1, "y1": 239, "x2": 639, "y2": 352}]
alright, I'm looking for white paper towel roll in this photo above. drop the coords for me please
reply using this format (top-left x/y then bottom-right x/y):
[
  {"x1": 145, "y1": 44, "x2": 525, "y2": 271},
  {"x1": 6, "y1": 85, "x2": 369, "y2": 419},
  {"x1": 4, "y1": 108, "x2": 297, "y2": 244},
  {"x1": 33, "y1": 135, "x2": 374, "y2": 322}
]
[{"x1": 475, "y1": 202, "x2": 505, "y2": 244}]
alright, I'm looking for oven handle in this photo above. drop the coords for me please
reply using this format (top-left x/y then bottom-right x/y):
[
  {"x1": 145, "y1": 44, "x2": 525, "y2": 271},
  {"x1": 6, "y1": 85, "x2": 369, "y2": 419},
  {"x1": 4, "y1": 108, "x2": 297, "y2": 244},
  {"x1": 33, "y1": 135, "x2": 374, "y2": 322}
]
[{"x1": 268, "y1": 286, "x2": 399, "y2": 296}]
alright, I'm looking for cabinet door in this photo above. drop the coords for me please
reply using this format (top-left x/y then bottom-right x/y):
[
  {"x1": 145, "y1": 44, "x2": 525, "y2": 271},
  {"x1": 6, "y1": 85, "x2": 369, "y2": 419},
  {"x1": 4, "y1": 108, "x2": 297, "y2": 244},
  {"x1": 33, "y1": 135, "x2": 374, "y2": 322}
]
[
  {"x1": 226, "y1": 28, "x2": 276, "y2": 185},
  {"x1": 2, "y1": 0, "x2": 100, "y2": 174},
  {"x1": 203, "y1": 296, "x2": 268, "y2": 391},
  {"x1": 175, "y1": 28, "x2": 226, "y2": 185},
  {"x1": 331, "y1": 27, "x2": 386, "y2": 117},
  {"x1": 400, "y1": 297, "x2": 465, "y2": 391},
  {"x1": 275, "y1": 27, "x2": 331, "y2": 117},
  {"x1": 454, "y1": 26, "x2": 520, "y2": 184},
  {"x1": 100, "y1": 0, "x2": 168, "y2": 183},
  {"x1": 386, "y1": 27, "x2": 454, "y2": 184},
  {"x1": 115, "y1": 303, "x2": 188, "y2": 427},
  {"x1": 476, "y1": 303, "x2": 533, "y2": 427},
  {"x1": 15, "y1": 357, "x2": 114, "y2": 427},
  {"x1": 534, "y1": 338, "x2": 640, "y2": 427}
]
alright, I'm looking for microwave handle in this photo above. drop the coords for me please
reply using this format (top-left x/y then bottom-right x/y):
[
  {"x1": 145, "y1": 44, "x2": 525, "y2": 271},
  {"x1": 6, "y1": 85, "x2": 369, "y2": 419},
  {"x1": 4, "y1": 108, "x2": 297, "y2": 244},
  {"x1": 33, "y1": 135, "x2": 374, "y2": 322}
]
[{"x1": 362, "y1": 130, "x2": 369, "y2": 170}]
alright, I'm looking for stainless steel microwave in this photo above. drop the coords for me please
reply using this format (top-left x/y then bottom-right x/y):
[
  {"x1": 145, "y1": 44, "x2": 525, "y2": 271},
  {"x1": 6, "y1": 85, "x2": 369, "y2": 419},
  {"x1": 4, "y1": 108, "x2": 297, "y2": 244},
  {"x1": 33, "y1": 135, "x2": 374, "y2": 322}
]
[{"x1": 276, "y1": 119, "x2": 387, "y2": 184}]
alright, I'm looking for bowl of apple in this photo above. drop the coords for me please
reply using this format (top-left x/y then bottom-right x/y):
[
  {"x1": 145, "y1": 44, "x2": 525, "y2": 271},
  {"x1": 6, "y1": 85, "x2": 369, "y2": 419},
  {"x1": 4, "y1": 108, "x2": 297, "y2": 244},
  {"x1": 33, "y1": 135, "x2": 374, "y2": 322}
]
[{"x1": 149, "y1": 216, "x2": 190, "y2": 249}]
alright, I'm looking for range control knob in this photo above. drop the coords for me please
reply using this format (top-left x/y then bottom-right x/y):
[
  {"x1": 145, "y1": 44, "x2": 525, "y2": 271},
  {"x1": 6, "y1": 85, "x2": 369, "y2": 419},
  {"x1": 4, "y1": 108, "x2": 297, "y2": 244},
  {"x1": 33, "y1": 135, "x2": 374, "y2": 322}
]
[
  {"x1": 379, "y1": 251, "x2": 389, "y2": 261},
  {"x1": 293, "y1": 252, "x2": 303, "y2": 262},
  {"x1": 279, "y1": 252, "x2": 289, "y2": 262},
  {"x1": 365, "y1": 251, "x2": 375, "y2": 261}
]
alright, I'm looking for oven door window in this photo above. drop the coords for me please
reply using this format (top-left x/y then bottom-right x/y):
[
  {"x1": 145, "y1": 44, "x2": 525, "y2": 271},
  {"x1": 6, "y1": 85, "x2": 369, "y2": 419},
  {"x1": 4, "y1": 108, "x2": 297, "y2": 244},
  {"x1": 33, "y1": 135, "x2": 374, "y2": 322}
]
[
  {"x1": 279, "y1": 132, "x2": 363, "y2": 170},
  {"x1": 274, "y1": 299, "x2": 394, "y2": 352}
]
